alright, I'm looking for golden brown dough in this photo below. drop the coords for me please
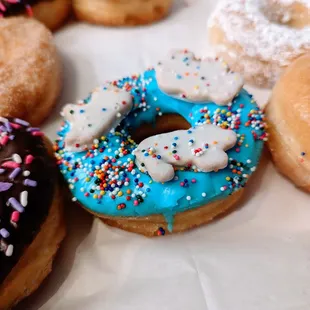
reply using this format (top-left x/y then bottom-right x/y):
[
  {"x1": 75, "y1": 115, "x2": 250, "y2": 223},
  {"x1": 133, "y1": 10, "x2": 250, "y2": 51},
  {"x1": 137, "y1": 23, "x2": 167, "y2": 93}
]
[
  {"x1": 72, "y1": 0, "x2": 173, "y2": 26},
  {"x1": 31, "y1": 0, "x2": 72, "y2": 31},
  {"x1": 0, "y1": 17, "x2": 62, "y2": 126},
  {"x1": 97, "y1": 189, "x2": 243, "y2": 237},
  {"x1": 266, "y1": 54, "x2": 310, "y2": 191}
]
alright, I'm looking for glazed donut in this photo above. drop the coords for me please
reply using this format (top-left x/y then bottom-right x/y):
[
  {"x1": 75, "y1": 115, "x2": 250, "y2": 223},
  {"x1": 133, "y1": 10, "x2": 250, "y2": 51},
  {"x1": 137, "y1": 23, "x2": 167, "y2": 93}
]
[
  {"x1": 0, "y1": 117, "x2": 65, "y2": 309},
  {"x1": 55, "y1": 50, "x2": 267, "y2": 237},
  {"x1": 0, "y1": 0, "x2": 71, "y2": 31},
  {"x1": 208, "y1": 0, "x2": 310, "y2": 88},
  {"x1": 72, "y1": 0, "x2": 173, "y2": 26},
  {"x1": 266, "y1": 54, "x2": 310, "y2": 191},
  {"x1": 0, "y1": 17, "x2": 62, "y2": 126}
]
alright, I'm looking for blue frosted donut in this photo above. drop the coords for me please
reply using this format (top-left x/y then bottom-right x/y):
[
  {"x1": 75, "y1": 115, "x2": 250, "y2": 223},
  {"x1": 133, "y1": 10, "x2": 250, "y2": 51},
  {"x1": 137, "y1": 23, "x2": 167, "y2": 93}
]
[{"x1": 55, "y1": 51, "x2": 266, "y2": 236}]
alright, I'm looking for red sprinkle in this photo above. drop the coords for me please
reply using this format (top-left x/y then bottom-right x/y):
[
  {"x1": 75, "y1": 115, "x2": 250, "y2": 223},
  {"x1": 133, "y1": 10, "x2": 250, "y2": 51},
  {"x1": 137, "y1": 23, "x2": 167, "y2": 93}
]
[
  {"x1": 32, "y1": 131, "x2": 44, "y2": 137},
  {"x1": 25, "y1": 4, "x2": 33, "y2": 17},
  {"x1": 11, "y1": 211, "x2": 20, "y2": 223},
  {"x1": 2, "y1": 161, "x2": 20, "y2": 169},
  {"x1": 0, "y1": 136, "x2": 9, "y2": 145},
  {"x1": 10, "y1": 123, "x2": 21, "y2": 129},
  {"x1": 117, "y1": 203, "x2": 126, "y2": 210},
  {"x1": 0, "y1": 2, "x2": 6, "y2": 11},
  {"x1": 25, "y1": 155, "x2": 34, "y2": 164}
]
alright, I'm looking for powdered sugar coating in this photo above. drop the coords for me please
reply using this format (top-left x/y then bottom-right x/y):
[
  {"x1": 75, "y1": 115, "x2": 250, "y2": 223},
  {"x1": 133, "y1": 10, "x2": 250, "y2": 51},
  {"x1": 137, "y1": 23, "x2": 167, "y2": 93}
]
[{"x1": 208, "y1": 0, "x2": 310, "y2": 66}]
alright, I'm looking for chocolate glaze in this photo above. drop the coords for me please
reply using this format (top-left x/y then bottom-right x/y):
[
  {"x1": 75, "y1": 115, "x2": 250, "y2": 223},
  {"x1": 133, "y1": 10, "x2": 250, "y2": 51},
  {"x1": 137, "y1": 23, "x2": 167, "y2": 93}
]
[
  {"x1": 0, "y1": 0, "x2": 51, "y2": 17},
  {"x1": 0, "y1": 118, "x2": 56, "y2": 283}
]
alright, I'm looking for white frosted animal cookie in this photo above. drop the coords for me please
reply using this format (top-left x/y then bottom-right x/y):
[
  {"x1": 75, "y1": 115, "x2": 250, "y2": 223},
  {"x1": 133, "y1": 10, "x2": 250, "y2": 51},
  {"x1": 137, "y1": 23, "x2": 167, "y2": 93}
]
[
  {"x1": 135, "y1": 124, "x2": 237, "y2": 183},
  {"x1": 62, "y1": 85, "x2": 133, "y2": 152},
  {"x1": 155, "y1": 50, "x2": 244, "y2": 105}
]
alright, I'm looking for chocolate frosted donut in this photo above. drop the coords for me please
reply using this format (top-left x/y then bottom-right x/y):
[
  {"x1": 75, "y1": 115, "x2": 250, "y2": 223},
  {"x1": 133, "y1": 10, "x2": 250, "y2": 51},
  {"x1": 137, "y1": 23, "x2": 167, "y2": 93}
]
[
  {"x1": 0, "y1": 0, "x2": 71, "y2": 31},
  {"x1": 0, "y1": 0, "x2": 42, "y2": 17},
  {"x1": 0, "y1": 117, "x2": 65, "y2": 309}
]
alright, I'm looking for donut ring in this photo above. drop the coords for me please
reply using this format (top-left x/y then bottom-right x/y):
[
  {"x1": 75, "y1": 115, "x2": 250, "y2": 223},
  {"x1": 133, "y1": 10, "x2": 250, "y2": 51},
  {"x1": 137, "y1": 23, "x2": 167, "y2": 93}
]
[
  {"x1": 55, "y1": 50, "x2": 267, "y2": 237},
  {"x1": 266, "y1": 54, "x2": 310, "y2": 191},
  {"x1": 208, "y1": 0, "x2": 310, "y2": 88},
  {"x1": 0, "y1": 117, "x2": 65, "y2": 309},
  {"x1": 56, "y1": 50, "x2": 266, "y2": 237},
  {"x1": 0, "y1": 17, "x2": 62, "y2": 126},
  {"x1": 72, "y1": 0, "x2": 173, "y2": 26},
  {"x1": 0, "y1": 0, "x2": 71, "y2": 31}
]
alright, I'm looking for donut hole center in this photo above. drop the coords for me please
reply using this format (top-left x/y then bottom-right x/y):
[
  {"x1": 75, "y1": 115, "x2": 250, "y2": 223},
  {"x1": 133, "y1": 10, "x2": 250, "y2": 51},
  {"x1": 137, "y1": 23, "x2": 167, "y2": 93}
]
[
  {"x1": 130, "y1": 114, "x2": 191, "y2": 143},
  {"x1": 261, "y1": 2, "x2": 310, "y2": 28}
]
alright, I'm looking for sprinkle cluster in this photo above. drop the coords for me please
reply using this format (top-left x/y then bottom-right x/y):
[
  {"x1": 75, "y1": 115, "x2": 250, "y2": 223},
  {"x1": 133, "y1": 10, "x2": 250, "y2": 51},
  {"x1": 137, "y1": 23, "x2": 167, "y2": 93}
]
[
  {"x1": 195, "y1": 95, "x2": 267, "y2": 137},
  {"x1": 56, "y1": 129, "x2": 153, "y2": 209},
  {"x1": 222, "y1": 158, "x2": 256, "y2": 191},
  {"x1": 194, "y1": 94, "x2": 267, "y2": 192},
  {"x1": 0, "y1": 117, "x2": 41, "y2": 258}
]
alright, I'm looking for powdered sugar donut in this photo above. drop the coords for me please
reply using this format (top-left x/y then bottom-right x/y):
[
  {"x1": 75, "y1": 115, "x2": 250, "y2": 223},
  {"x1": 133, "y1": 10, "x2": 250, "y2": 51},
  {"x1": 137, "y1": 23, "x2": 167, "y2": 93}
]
[
  {"x1": 208, "y1": 0, "x2": 310, "y2": 88},
  {"x1": 0, "y1": 17, "x2": 62, "y2": 126}
]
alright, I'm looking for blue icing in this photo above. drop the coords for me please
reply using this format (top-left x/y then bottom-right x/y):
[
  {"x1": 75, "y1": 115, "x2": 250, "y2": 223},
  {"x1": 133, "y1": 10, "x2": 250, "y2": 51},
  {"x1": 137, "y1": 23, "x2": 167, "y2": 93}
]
[{"x1": 56, "y1": 69, "x2": 266, "y2": 231}]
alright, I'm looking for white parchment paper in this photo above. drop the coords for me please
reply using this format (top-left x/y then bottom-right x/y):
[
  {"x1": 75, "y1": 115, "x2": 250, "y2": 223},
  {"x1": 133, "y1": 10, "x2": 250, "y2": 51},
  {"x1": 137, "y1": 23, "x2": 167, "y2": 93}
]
[{"x1": 16, "y1": 1, "x2": 310, "y2": 309}]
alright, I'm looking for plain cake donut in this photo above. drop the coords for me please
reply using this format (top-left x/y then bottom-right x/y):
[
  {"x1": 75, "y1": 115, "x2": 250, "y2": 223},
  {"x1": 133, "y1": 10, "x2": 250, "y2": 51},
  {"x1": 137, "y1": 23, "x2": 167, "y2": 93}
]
[{"x1": 72, "y1": 0, "x2": 173, "y2": 26}]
